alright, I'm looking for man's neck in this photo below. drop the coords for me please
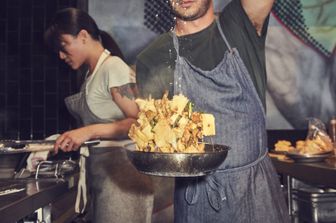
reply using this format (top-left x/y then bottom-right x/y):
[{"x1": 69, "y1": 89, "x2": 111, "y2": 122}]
[{"x1": 174, "y1": 7, "x2": 215, "y2": 36}]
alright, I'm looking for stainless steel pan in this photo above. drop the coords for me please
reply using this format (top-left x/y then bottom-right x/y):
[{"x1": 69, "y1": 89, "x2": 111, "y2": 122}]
[
  {"x1": 0, "y1": 139, "x2": 100, "y2": 178},
  {"x1": 125, "y1": 143, "x2": 230, "y2": 177},
  {"x1": 0, "y1": 139, "x2": 100, "y2": 154}
]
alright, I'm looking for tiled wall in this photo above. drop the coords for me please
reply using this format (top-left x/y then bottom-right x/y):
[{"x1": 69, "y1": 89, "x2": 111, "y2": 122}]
[{"x1": 0, "y1": 0, "x2": 85, "y2": 140}]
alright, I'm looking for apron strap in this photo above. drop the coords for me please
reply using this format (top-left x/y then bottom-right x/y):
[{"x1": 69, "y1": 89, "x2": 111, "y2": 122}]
[
  {"x1": 75, "y1": 146, "x2": 90, "y2": 213},
  {"x1": 172, "y1": 30, "x2": 183, "y2": 94},
  {"x1": 172, "y1": 30, "x2": 180, "y2": 57},
  {"x1": 215, "y1": 18, "x2": 233, "y2": 53},
  {"x1": 85, "y1": 49, "x2": 111, "y2": 96}
]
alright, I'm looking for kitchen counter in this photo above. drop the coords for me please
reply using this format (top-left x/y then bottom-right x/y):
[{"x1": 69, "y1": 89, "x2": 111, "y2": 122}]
[
  {"x1": 271, "y1": 154, "x2": 336, "y2": 219},
  {"x1": 0, "y1": 139, "x2": 132, "y2": 222},
  {"x1": 271, "y1": 155, "x2": 336, "y2": 188},
  {"x1": 0, "y1": 176, "x2": 77, "y2": 222}
]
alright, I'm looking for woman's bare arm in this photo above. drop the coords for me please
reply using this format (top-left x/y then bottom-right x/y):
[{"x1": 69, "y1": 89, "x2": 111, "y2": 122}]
[
  {"x1": 54, "y1": 83, "x2": 140, "y2": 153},
  {"x1": 110, "y1": 83, "x2": 139, "y2": 118},
  {"x1": 54, "y1": 118, "x2": 136, "y2": 153}
]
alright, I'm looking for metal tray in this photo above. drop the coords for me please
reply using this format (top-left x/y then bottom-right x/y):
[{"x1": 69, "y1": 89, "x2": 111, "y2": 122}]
[
  {"x1": 125, "y1": 143, "x2": 230, "y2": 177},
  {"x1": 286, "y1": 151, "x2": 333, "y2": 163},
  {"x1": 0, "y1": 139, "x2": 100, "y2": 154}
]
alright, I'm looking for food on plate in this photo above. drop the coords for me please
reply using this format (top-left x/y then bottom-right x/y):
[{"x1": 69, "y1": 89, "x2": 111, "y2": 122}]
[
  {"x1": 296, "y1": 135, "x2": 333, "y2": 155},
  {"x1": 273, "y1": 118, "x2": 334, "y2": 156},
  {"x1": 274, "y1": 140, "x2": 294, "y2": 152},
  {"x1": 274, "y1": 135, "x2": 333, "y2": 155},
  {"x1": 295, "y1": 140, "x2": 305, "y2": 150},
  {"x1": 129, "y1": 93, "x2": 216, "y2": 153}
]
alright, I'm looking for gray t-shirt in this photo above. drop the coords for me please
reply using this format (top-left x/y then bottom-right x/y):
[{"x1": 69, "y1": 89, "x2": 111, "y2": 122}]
[
  {"x1": 136, "y1": 0, "x2": 269, "y2": 109},
  {"x1": 86, "y1": 51, "x2": 136, "y2": 120}
]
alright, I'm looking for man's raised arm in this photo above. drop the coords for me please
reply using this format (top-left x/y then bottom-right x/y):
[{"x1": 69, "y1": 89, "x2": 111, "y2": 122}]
[{"x1": 241, "y1": 0, "x2": 275, "y2": 35}]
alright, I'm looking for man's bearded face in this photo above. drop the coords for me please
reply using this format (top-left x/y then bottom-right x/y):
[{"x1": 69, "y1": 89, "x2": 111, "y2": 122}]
[{"x1": 170, "y1": 0, "x2": 212, "y2": 21}]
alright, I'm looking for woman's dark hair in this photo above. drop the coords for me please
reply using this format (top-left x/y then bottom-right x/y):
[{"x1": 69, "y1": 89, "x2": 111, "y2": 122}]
[
  {"x1": 44, "y1": 7, "x2": 124, "y2": 59},
  {"x1": 100, "y1": 30, "x2": 124, "y2": 60}
]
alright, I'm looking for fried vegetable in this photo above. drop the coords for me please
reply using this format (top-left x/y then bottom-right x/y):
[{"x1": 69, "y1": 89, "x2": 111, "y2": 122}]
[{"x1": 129, "y1": 92, "x2": 216, "y2": 153}]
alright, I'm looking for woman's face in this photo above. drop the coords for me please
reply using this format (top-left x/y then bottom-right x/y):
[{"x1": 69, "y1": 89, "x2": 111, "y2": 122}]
[{"x1": 58, "y1": 33, "x2": 86, "y2": 70}]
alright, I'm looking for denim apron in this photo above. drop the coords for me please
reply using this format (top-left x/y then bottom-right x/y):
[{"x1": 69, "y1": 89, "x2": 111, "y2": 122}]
[
  {"x1": 64, "y1": 50, "x2": 153, "y2": 223},
  {"x1": 172, "y1": 20, "x2": 290, "y2": 223}
]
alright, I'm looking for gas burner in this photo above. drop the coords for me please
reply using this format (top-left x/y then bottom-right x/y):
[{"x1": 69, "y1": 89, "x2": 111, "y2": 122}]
[{"x1": 34, "y1": 159, "x2": 78, "y2": 179}]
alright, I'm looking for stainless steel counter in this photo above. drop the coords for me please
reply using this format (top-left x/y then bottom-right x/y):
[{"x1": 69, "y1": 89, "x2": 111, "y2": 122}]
[
  {"x1": 271, "y1": 156, "x2": 336, "y2": 188},
  {"x1": 0, "y1": 176, "x2": 76, "y2": 222},
  {"x1": 271, "y1": 155, "x2": 336, "y2": 220}
]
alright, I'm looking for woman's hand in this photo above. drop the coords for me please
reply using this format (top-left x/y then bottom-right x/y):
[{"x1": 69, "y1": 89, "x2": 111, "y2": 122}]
[{"x1": 54, "y1": 126, "x2": 94, "y2": 153}]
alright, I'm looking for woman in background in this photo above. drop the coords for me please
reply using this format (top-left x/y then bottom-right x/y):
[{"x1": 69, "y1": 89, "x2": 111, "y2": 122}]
[{"x1": 44, "y1": 8, "x2": 153, "y2": 223}]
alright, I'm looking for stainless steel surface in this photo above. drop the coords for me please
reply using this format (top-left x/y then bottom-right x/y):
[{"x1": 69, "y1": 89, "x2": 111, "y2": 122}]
[
  {"x1": 0, "y1": 153, "x2": 26, "y2": 178},
  {"x1": 1, "y1": 139, "x2": 100, "y2": 145},
  {"x1": 271, "y1": 157, "x2": 336, "y2": 188},
  {"x1": 286, "y1": 151, "x2": 333, "y2": 163},
  {"x1": 0, "y1": 182, "x2": 26, "y2": 197},
  {"x1": 0, "y1": 146, "x2": 54, "y2": 154},
  {"x1": 0, "y1": 138, "x2": 86, "y2": 178},
  {"x1": 0, "y1": 139, "x2": 100, "y2": 154},
  {"x1": 292, "y1": 189, "x2": 336, "y2": 223},
  {"x1": 35, "y1": 160, "x2": 78, "y2": 179},
  {"x1": 0, "y1": 188, "x2": 25, "y2": 196},
  {"x1": 0, "y1": 177, "x2": 77, "y2": 223},
  {"x1": 125, "y1": 143, "x2": 230, "y2": 177}
]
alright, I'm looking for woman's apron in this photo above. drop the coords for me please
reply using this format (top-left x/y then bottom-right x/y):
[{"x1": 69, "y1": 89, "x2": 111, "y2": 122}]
[
  {"x1": 172, "y1": 19, "x2": 290, "y2": 223},
  {"x1": 64, "y1": 50, "x2": 154, "y2": 223}
]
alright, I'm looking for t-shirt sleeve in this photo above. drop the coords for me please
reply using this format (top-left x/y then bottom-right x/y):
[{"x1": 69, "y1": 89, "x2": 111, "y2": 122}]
[
  {"x1": 220, "y1": 0, "x2": 270, "y2": 45},
  {"x1": 104, "y1": 56, "x2": 135, "y2": 89}
]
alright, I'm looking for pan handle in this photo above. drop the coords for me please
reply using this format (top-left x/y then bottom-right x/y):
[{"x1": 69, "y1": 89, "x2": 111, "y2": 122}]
[{"x1": 83, "y1": 139, "x2": 100, "y2": 146}]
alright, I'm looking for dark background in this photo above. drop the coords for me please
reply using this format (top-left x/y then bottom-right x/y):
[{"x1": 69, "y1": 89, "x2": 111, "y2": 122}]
[
  {"x1": 0, "y1": 0, "x2": 88, "y2": 139},
  {"x1": 1, "y1": 0, "x2": 334, "y2": 140}
]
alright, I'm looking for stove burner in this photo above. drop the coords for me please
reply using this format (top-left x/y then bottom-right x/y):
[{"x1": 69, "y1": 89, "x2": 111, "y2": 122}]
[{"x1": 35, "y1": 160, "x2": 78, "y2": 179}]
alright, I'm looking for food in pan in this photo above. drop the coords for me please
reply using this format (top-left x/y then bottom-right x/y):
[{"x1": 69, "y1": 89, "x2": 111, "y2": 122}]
[{"x1": 129, "y1": 93, "x2": 215, "y2": 153}]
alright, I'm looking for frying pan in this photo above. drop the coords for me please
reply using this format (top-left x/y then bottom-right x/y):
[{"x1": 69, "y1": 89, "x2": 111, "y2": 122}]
[
  {"x1": 0, "y1": 139, "x2": 100, "y2": 178},
  {"x1": 0, "y1": 139, "x2": 100, "y2": 154},
  {"x1": 125, "y1": 143, "x2": 230, "y2": 177}
]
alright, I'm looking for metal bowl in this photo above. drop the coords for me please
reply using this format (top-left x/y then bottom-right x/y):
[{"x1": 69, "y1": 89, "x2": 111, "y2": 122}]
[{"x1": 125, "y1": 143, "x2": 230, "y2": 177}]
